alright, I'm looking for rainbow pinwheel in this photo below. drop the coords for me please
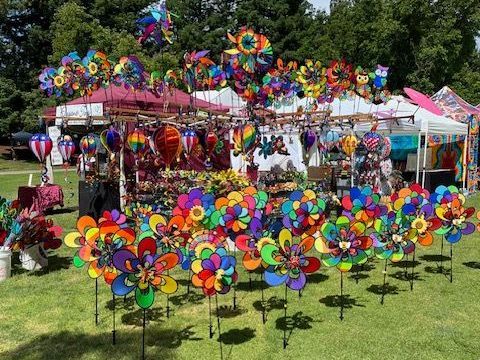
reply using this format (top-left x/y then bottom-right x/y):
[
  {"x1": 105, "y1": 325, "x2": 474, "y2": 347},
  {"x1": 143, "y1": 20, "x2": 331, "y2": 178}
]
[
  {"x1": 191, "y1": 246, "x2": 237, "y2": 296},
  {"x1": 64, "y1": 216, "x2": 136, "y2": 284},
  {"x1": 370, "y1": 211, "x2": 417, "y2": 262},
  {"x1": 281, "y1": 189, "x2": 326, "y2": 236},
  {"x1": 260, "y1": 228, "x2": 320, "y2": 290},
  {"x1": 342, "y1": 186, "x2": 387, "y2": 227},
  {"x1": 81, "y1": 49, "x2": 112, "y2": 92},
  {"x1": 316, "y1": 216, "x2": 371, "y2": 272},
  {"x1": 136, "y1": 1, "x2": 174, "y2": 46},
  {"x1": 225, "y1": 27, "x2": 273, "y2": 74},
  {"x1": 112, "y1": 237, "x2": 178, "y2": 309},
  {"x1": 183, "y1": 50, "x2": 214, "y2": 92},
  {"x1": 125, "y1": 202, "x2": 158, "y2": 232},
  {"x1": 113, "y1": 56, "x2": 147, "y2": 91},
  {"x1": 391, "y1": 184, "x2": 441, "y2": 246},
  {"x1": 99, "y1": 210, "x2": 127, "y2": 227},
  {"x1": 326, "y1": 59, "x2": 354, "y2": 98},
  {"x1": 431, "y1": 186, "x2": 475, "y2": 243},
  {"x1": 296, "y1": 60, "x2": 327, "y2": 100},
  {"x1": 172, "y1": 188, "x2": 216, "y2": 229},
  {"x1": 211, "y1": 190, "x2": 257, "y2": 233}
]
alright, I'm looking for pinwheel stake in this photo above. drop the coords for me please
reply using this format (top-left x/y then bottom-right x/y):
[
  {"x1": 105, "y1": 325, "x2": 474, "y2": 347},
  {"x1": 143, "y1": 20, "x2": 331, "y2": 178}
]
[
  {"x1": 261, "y1": 274, "x2": 266, "y2": 324},
  {"x1": 166, "y1": 270, "x2": 171, "y2": 318},
  {"x1": 381, "y1": 259, "x2": 388, "y2": 305},
  {"x1": 249, "y1": 272, "x2": 253, "y2": 290},
  {"x1": 450, "y1": 243, "x2": 453, "y2": 283},
  {"x1": 187, "y1": 268, "x2": 191, "y2": 294},
  {"x1": 112, "y1": 293, "x2": 116, "y2": 345},
  {"x1": 215, "y1": 294, "x2": 224, "y2": 360},
  {"x1": 339, "y1": 272, "x2": 344, "y2": 321},
  {"x1": 404, "y1": 254, "x2": 409, "y2": 279},
  {"x1": 208, "y1": 296, "x2": 213, "y2": 339},
  {"x1": 283, "y1": 284, "x2": 288, "y2": 349},
  {"x1": 410, "y1": 251, "x2": 416, "y2": 291},
  {"x1": 440, "y1": 235, "x2": 444, "y2": 273},
  {"x1": 142, "y1": 309, "x2": 146, "y2": 360},
  {"x1": 95, "y1": 278, "x2": 99, "y2": 325}
]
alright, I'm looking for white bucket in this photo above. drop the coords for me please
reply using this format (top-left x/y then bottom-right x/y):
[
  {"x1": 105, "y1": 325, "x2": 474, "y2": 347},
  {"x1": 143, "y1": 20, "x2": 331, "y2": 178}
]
[
  {"x1": 20, "y1": 244, "x2": 48, "y2": 271},
  {"x1": 0, "y1": 249, "x2": 12, "y2": 281}
]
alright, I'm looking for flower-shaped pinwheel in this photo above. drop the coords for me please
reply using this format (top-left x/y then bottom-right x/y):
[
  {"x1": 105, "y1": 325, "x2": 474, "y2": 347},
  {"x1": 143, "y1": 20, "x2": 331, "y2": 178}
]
[
  {"x1": 99, "y1": 209, "x2": 127, "y2": 227},
  {"x1": 191, "y1": 246, "x2": 237, "y2": 296},
  {"x1": 64, "y1": 216, "x2": 136, "y2": 284},
  {"x1": 342, "y1": 186, "x2": 387, "y2": 227},
  {"x1": 296, "y1": 60, "x2": 327, "y2": 100},
  {"x1": 148, "y1": 214, "x2": 187, "y2": 264},
  {"x1": 260, "y1": 228, "x2": 320, "y2": 290},
  {"x1": 173, "y1": 188, "x2": 216, "y2": 229},
  {"x1": 370, "y1": 212, "x2": 417, "y2": 262},
  {"x1": 211, "y1": 190, "x2": 257, "y2": 233},
  {"x1": 125, "y1": 202, "x2": 158, "y2": 232},
  {"x1": 326, "y1": 59, "x2": 354, "y2": 97},
  {"x1": 281, "y1": 189, "x2": 326, "y2": 236},
  {"x1": 431, "y1": 186, "x2": 475, "y2": 243},
  {"x1": 113, "y1": 56, "x2": 147, "y2": 91},
  {"x1": 81, "y1": 50, "x2": 112, "y2": 89},
  {"x1": 316, "y1": 216, "x2": 372, "y2": 272},
  {"x1": 183, "y1": 50, "x2": 214, "y2": 92},
  {"x1": 225, "y1": 27, "x2": 273, "y2": 74},
  {"x1": 112, "y1": 237, "x2": 178, "y2": 309}
]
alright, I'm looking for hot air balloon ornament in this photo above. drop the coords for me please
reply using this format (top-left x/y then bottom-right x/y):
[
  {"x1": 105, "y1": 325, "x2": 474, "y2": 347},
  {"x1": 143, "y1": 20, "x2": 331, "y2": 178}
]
[
  {"x1": 127, "y1": 128, "x2": 148, "y2": 161},
  {"x1": 100, "y1": 126, "x2": 122, "y2": 160},
  {"x1": 341, "y1": 133, "x2": 358, "y2": 158},
  {"x1": 204, "y1": 130, "x2": 218, "y2": 169},
  {"x1": 153, "y1": 125, "x2": 182, "y2": 171},
  {"x1": 29, "y1": 133, "x2": 53, "y2": 185},
  {"x1": 181, "y1": 129, "x2": 199, "y2": 160},
  {"x1": 362, "y1": 124, "x2": 383, "y2": 153},
  {"x1": 79, "y1": 134, "x2": 98, "y2": 176},
  {"x1": 57, "y1": 135, "x2": 76, "y2": 181},
  {"x1": 300, "y1": 128, "x2": 317, "y2": 164}
]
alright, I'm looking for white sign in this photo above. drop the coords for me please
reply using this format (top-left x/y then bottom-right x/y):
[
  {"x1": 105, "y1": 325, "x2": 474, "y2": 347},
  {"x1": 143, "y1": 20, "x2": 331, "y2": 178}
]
[
  {"x1": 47, "y1": 126, "x2": 63, "y2": 166},
  {"x1": 55, "y1": 103, "x2": 105, "y2": 126}
]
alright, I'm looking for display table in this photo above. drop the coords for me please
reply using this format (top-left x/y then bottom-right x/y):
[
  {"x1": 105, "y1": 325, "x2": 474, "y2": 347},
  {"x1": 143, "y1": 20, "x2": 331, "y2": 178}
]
[{"x1": 18, "y1": 184, "x2": 64, "y2": 213}]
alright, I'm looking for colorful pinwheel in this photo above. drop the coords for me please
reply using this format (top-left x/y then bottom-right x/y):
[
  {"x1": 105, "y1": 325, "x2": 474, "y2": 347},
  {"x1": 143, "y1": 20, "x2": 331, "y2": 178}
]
[
  {"x1": 112, "y1": 237, "x2": 178, "y2": 309},
  {"x1": 370, "y1": 211, "x2": 417, "y2": 262},
  {"x1": 431, "y1": 186, "x2": 475, "y2": 243},
  {"x1": 211, "y1": 190, "x2": 257, "y2": 233},
  {"x1": 281, "y1": 189, "x2": 326, "y2": 236},
  {"x1": 173, "y1": 188, "x2": 216, "y2": 229},
  {"x1": 148, "y1": 214, "x2": 187, "y2": 264},
  {"x1": 136, "y1": 1, "x2": 174, "y2": 46},
  {"x1": 113, "y1": 56, "x2": 147, "y2": 91},
  {"x1": 225, "y1": 27, "x2": 273, "y2": 74},
  {"x1": 342, "y1": 186, "x2": 387, "y2": 227},
  {"x1": 316, "y1": 216, "x2": 371, "y2": 272},
  {"x1": 191, "y1": 246, "x2": 237, "y2": 296},
  {"x1": 296, "y1": 60, "x2": 326, "y2": 101},
  {"x1": 260, "y1": 228, "x2": 320, "y2": 290}
]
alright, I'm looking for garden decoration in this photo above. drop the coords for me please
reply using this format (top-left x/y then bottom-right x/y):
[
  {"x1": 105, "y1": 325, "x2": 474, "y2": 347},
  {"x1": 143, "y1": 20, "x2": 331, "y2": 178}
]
[
  {"x1": 430, "y1": 185, "x2": 475, "y2": 282},
  {"x1": 204, "y1": 131, "x2": 218, "y2": 167},
  {"x1": 391, "y1": 184, "x2": 441, "y2": 289},
  {"x1": 153, "y1": 125, "x2": 182, "y2": 170},
  {"x1": 300, "y1": 128, "x2": 317, "y2": 164},
  {"x1": 232, "y1": 123, "x2": 258, "y2": 166},
  {"x1": 281, "y1": 189, "x2": 326, "y2": 236},
  {"x1": 181, "y1": 129, "x2": 199, "y2": 161},
  {"x1": 57, "y1": 135, "x2": 75, "y2": 181},
  {"x1": 29, "y1": 133, "x2": 53, "y2": 185},
  {"x1": 173, "y1": 188, "x2": 216, "y2": 231},
  {"x1": 113, "y1": 55, "x2": 147, "y2": 91},
  {"x1": 191, "y1": 245, "x2": 237, "y2": 358},
  {"x1": 316, "y1": 215, "x2": 371, "y2": 319},
  {"x1": 79, "y1": 133, "x2": 98, "y2": 175},
  {"x1": 370, "y1": 211, "x2": 417, "y2": 303},
  {"x1": 148, "y1": 213, "x2": 186, "y2": 316},
  {"x1": 127, "y1": 128, "x2": 149, "y2": 160},
  {"x1": 112, "y1": 236, "x2": 179, "y2": 359},
  {"x1": 342, "y1": 185, "x2": 387, "y2": 227},
  {"x1": 136, "y1": 1, "x2": 174, "y2": 46},
  {"x1": 261, "y1": 228, "x2": 320, "y2": 348}
]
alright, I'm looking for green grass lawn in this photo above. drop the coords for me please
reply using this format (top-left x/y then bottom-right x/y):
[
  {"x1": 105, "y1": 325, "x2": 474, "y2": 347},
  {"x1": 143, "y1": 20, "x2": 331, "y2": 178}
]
[
  {"x1": 0, "y1": 173, "x2": 479, "y2": 360},
  {"x1": 0, "y1": 155, "x2": 41, "y2": 172}
]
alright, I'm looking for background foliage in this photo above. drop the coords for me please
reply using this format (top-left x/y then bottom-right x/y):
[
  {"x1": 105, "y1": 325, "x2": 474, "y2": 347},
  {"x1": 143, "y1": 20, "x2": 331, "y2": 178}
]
[{"x1": 0, "y1": 0, "x2": 479, "y2": 136}]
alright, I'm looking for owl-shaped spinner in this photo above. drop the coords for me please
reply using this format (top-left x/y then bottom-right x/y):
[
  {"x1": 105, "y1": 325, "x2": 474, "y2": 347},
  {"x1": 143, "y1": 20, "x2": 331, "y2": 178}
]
[{"x1": 371, "y1": 65, "x2": 389, "y2": 89}]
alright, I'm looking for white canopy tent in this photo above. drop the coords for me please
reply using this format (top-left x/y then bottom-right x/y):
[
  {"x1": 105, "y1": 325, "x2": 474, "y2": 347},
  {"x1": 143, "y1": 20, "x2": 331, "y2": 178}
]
[
  {"x1": 269, "y1": 95, "x2": 468, "y2": 188},
  {"x1": 193, "y1": 87, "x2": 246, "y2": 116}
]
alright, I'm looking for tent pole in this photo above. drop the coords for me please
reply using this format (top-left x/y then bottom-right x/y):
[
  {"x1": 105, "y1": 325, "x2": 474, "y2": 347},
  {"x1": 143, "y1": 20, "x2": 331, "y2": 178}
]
[
  {"x1": 462, "y1": 123, "x2": 470, "y2": 192},
  {"x1": 421, "y1": 129, "x2": 428, "y2": 188},
  {"x1": 119, "y1": 120, "x2": 126, "y2": 212},
  {"x1": 415, "y1": 130, "x2": 422, "y2": 184}
]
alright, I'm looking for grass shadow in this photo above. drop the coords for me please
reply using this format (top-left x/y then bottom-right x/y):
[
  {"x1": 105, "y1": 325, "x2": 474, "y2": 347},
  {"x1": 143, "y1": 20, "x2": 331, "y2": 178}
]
[
  {"x1": 319, "y1": 294, "x2": 365, "y2": 309},
  {"x1": 216, "y1": 305, "x2": 247, "y2": 319},
  {"x1": 463, "y1": 261, "x2": 480, "y2": 270},
  {"x1": 308, "y1": 273, "x2": 329, "y2": 283},
  {"x1": 419, "y1": 254, "x2": 450, "y2": 262},
  {"x1": 45, "y1": 206, "x2": 78, "y2": 215},
  {"x1": 235, "y1": 278, "x2": 264, "y2": 291},
  {"x1": 252, "y1": 295, "x2": 285, "y2": 313},
  {"x1": 218, "y1": 327, "x2": 255, "y2": 345},
  {"x1": 121, "y1": 307, "x2": 164, "y2": 327},
  {"x1": 275, "y1": 311, "x2": 317, "y2": 346},
  {"x1": 389, "y1": 260, "x2": 422, "y2": 269},
  {"x1": 366, "y1": 283, "x2": 402, "y2": 296},
  {"x1": 146, "y1": 325, "x2": 202, "y2": 349},
  {"x1": 390, "y1": 270, "x2": 424, "y2": 282},
  {"x1": 169, "y1": 292, "x2": 205, "y2": 307}
]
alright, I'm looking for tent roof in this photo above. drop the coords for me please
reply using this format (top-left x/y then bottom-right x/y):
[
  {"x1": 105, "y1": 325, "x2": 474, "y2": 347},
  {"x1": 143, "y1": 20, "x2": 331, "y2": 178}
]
[
  {"x1": 11, "y1": 131, "x2": 33, "y2": 143},
  {"x1": 431, "y1": 86, "x2": 480, "y2": 122},
  {"x1": 193, "y1": 87, "x2": 246, "y2": 116},
  {"x1": 44, "y1": 85, "x2": 228, "y2": 117},
  {"x1": 272, "y1": 95, "x2": 468, "y2": 136}
]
